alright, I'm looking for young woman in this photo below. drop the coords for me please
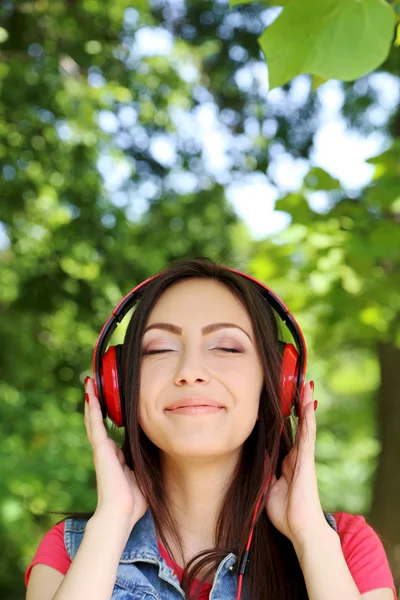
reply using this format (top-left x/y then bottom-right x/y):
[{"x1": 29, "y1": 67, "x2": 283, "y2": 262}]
[{"x1": 25, "y1": 257, "x2": 397, "y2": 600}]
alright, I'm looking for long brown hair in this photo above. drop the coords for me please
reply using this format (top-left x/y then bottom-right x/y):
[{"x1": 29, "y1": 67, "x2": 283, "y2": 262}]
[{"x1": 46, "y1": 257, "x2": 332, "y2": 599}]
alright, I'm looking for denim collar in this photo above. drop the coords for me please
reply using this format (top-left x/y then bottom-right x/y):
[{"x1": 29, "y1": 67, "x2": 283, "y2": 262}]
[{"x1": 119, "y1": 508, "x2": 239, "y2": 596}]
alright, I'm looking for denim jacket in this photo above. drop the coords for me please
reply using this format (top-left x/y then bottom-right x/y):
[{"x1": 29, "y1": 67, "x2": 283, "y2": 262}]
[{"x1": 64, "y1": 509, "x2": 338, "y2": 599}]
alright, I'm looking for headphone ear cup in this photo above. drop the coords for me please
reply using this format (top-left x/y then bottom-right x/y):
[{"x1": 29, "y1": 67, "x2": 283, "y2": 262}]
[
  {"x1": 277, "y1": 341, "x2": 300, "y2": 419},
  {"x1": 100, "y1": 344, "x2": 125, "y2": 428}
]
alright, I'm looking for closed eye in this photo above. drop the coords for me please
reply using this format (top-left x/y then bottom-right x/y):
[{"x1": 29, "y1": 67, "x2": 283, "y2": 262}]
[
  {"x1": 142, "y1": 348, "x2": 242, "y2": 355},
  {"x1": 215, "y1": 347, "x2": 242, "y2": 353},
  {"x1": 142, "y1": 349, "x2": 175, "y2": 355}
]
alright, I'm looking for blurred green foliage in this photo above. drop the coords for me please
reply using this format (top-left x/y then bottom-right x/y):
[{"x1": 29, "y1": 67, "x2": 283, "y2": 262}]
[
  {"x1": 0, "y1": 0, "x2": 399, "y2": 598},
  {"x1": 232, "y1": 0, "x2": 397, "y2": 88}
]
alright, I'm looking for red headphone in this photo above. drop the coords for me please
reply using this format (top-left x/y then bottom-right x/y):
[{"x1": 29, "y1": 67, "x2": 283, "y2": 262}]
[
  {"x1": 91, "y1": 266, "x2": 307, "y2": 598},
  {"x1": 92, "y1": 266, "x2": 307, "y2": 428}
]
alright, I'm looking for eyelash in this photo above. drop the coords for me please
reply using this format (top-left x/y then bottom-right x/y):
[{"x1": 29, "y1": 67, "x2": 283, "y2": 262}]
[{"x1": 142, "y1": 348, "x2": 243, "y2": 356}]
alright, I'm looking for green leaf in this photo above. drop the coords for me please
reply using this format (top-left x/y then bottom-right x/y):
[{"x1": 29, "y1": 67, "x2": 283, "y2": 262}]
[
  {"x1": 304, "y1": 167, "x2": 341, "y2": 191},
  {"x1": 229, "y1": 0, "x2": 290, "y2": 6},
  {"x1": 365, "y1": 179, "x2": 400, "y2": 210},
  {"x1": 275, "y1": 192, "x2": 314, "y2": 222},
  {"x1": 229, "y1": 0, "x2": 290, "y2": 5},
  {"x1": 311, "y1": 74, "x2": 329, "y2": 90},
  {"x1": 259, "y1": 0, "x2": 396, "y2": 89},
  {"x1": 229, "y1": 0, "x2": 258, "y2": 6},
  {"x1": 366, "y1": 140, "x2": 400, "y2": 178}
]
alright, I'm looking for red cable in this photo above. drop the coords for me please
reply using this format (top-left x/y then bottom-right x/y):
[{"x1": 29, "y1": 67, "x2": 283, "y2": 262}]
[{"x1": 235, "y1": 421, "x2": 285, "y2": 600}]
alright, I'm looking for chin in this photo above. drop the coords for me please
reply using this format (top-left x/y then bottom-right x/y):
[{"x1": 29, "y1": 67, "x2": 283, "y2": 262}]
[{"x1": 166, "y1": 440, "x2": 241, "y2": 462}]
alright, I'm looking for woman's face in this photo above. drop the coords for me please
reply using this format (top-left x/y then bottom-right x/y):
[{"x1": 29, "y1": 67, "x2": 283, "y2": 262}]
[{"x1": 138, "y1": 278, "x2": 264, "y2": 461}]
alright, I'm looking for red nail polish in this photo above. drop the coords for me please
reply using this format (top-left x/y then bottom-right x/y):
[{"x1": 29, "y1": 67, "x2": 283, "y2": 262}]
[
  {"x1": 84, "y1": 376, "x2": 90, "y2": 386},
  {"x1": 314, "y1": 400, "x2": 318, "y2": 411},
  {"x1": 85, "y1": 393, "x2": 89, "y2": 403},
  {"x1": 310, "y1": 381, "x2": 314, "y2": 391}
]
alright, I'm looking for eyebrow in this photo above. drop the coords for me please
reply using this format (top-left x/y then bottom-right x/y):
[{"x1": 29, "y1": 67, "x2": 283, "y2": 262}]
[{"x1": 143, "y1": 322, "x2": 252, "y2": 342}]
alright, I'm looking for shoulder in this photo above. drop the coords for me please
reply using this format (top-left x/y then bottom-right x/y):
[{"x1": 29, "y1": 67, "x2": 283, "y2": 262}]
[
  {"x1": 332, "y1": 512, "x2": 397, "y2": 597},
  {"x1": 35, "y1": 520, "x2": 67, "y2": 551},
  {"x1": 25, "y1": 520, "x2": 70, "y2": 588},
  {"x1": 333, "y1": 511, "x2": 384, "y2": 546}
]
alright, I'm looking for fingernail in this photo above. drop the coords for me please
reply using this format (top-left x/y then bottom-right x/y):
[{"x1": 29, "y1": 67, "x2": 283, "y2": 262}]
[
  {"x1": 84, "y1": 376, "x2": 90, "y2": 387},
  {"x1": 314, "y1": 400, "x2": 318, "y2": 411},
  {"x1": 85, "y1": 393, "x2": 89, "y2": 404},
  {"x1": 310, "y1": 381, "x2": 314, "y2": 391}
]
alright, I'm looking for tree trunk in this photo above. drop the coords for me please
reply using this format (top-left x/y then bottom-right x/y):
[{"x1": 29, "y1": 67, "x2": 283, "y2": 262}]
[{"x1": 368, "y1": 339, "x2": 400, "y2": 596}]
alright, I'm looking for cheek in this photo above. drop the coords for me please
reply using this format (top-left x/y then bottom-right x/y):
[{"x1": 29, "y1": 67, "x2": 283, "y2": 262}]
[
  {"x1": 138, "y1": 362, "x2": 171, "y2": 421},
  {"x1": 227, "y1": 359, "x2": 263, "y2": 390},
  {"x1": 137, "y1": 367, "x2": 157, "y2": 428},
  {"x1": 139, "y1": 360, "x2": 170, "y2": 395},
  {"x1": 235, "y1": 371, "x2": 264, "y2": 416},
  {"x1": 137, "y1": 390, "x2": 159, "y2": 446},
  {"x1": 140, "y1": 357, "x2": 178, "y2": 381}
]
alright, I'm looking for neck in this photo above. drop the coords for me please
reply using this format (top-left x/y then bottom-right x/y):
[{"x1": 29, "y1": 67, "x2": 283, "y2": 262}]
[{"x1": 159, "y1": 451, "x2": 240, "y2": 564}]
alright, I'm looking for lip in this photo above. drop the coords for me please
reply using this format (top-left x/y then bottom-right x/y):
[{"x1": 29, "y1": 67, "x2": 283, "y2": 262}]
[
  {"x1": 168, "y1": 406, "x2": 223, "y2": 415},
  {"x1": 166, "y1": 397, "x2": 224, "y2": 411}
]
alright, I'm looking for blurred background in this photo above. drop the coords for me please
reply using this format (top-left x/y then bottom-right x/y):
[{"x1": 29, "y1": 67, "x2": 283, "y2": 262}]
[{"x1": 0, "y1": 1, "x2": 399, "y2": 598}]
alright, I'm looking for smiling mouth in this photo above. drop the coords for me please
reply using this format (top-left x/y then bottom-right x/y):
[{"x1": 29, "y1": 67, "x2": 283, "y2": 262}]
[{"x1": 166, "y1": 406, "x2": 225, "y2": 415}]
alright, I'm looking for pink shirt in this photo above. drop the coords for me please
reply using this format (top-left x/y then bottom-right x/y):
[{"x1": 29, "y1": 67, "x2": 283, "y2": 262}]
[{"x1": 25, "y1": 511, "x2": 398, "y2": 599}]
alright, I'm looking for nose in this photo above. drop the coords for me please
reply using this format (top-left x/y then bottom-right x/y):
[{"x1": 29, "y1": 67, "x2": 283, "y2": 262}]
[{"x1": 174, "y1": 345, "x2": 210, "y2": 387}]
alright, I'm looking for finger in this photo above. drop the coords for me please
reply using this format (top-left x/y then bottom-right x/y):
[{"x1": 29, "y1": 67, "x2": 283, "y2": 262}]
[
  {"x1": 299, "y1": 382, "x2": 316, "y2": 427},
  {"x1": 299, "y1": 381, "x2": 311, "y2": 419},
  {"x1": 84, "y1": 376, "x2": 97, "y2": 446},
  {"x1": 84, "y1": 377, "x2": 108, "y2": 449},
  {"x1": 297, "y1": 401, "x2": 317, "y2": 465},
  {"x1": 87, "y1": 393, "x2": 109, "y2": 448},
  {"x1": 85, "y1": 376, "x2": 96, "y2": 397},
  {"x1": 84, "y1": 390, "x2": 92, "y2": 447},
  {"x1": 295, "y1": 383, "x2": 317, "y2": 457},
  {"x1": 300, "y1": 380, "x2": 313, "y2": 410}
]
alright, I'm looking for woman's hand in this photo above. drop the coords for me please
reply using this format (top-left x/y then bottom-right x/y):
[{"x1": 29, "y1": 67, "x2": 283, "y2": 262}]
[
  {"x1": 265, "y1": 382, "x2": 328, "y2": 546},
  {"x1": 84, "y1": 377, "x2": 148, "y2": 530}
]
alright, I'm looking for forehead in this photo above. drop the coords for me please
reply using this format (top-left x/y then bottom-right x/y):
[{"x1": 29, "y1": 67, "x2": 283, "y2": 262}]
[{"x1": 147, "y1": 278, "x2": 251, "y2": 327}]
